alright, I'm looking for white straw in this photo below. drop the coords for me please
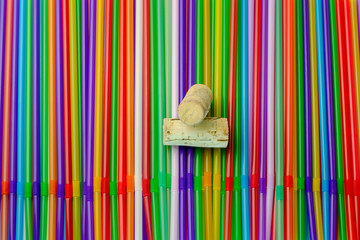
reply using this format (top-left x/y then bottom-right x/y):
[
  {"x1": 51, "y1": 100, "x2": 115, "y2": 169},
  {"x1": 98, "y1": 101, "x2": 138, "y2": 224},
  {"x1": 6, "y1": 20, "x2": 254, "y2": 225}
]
[
  {"x1": 266, "y1": 0, "x2": 275, "y2": 239},
  {"x1": 170, "y1": 0, "x2": 179, "y2": 238},
  {"x1": 134, "y1": 0, "x2": 143, "y2": 239}
]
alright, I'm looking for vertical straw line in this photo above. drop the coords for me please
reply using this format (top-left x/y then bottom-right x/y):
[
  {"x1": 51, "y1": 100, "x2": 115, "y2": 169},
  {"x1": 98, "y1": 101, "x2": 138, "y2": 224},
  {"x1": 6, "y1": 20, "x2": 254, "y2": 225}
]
[
  {"x1": 328, "y1": 0, "x2": 347, "y2": 237},
  {"x1": 48, "y1": 0, "x2": 57, "y2": 238},
  {"x1": 309, "y1": 0, "x2": 325, "y2": 238},
  {"x1": 275, "y1": 0, "x2": 284, "y2": 238},
  {"x1": 76, "y1": 0, "x2": 82, "y2": 197},
  {"x1": 102, "y1": 0, "x2": 112, "y2": 239},
  {"x1": 69, "y1": 0, "x2": 81, "y2": 238},
  {"x1": 202, "y1": 1, "x2": 213, "y2": 239},
  {"x1": 135, "y1": 0, "x2": 143, "y2": 238},
  {"x1": 170, "y1": 0, "x2": 179, "y2": 238},
  {"x1": 1, "y1": 0, "x2": 13, "y2": 238},
  {"x1": 213, "y1": 0, "x2": 222, "y2": 238}
]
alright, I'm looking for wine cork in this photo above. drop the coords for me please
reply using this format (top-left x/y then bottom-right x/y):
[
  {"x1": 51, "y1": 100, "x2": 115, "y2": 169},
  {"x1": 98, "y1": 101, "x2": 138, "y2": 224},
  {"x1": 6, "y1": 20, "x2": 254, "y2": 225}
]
[{"x1": 178, "y1": 84, "x2": 213, "y2": 126}]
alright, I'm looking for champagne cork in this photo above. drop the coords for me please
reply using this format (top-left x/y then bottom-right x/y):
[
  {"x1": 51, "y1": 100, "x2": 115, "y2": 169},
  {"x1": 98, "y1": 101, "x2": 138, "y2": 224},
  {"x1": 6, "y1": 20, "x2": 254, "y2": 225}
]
[{"x1": 178, "y1": 84, "x2": 213, "y2": 126}]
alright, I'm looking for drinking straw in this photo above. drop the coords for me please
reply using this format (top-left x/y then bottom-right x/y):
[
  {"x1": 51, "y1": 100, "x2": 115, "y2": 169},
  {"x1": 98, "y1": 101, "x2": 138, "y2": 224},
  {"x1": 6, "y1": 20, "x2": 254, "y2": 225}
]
[
  {"x1": 94, "y1": 1, "x2": 104, "y2": 239},
  {"x1": 309, "y1": 0, "x2": 325, "y2": 238},
  {"x1": 40, "y1": 0, "x2": 49, "y2": 238},
  {"x1": 143, "y1": 0, "x2": 153, "y2": 238},
  {"x1": 221, "y1": 0, "x2": 230, "y2": 238},
  {"x1": 102, "y1": 0, "x2": 112, "y2": 239},
  {"x1": 135, "y1": 0, "x2": 143, "y2": 238},
  {"x1": 259, "y1": 0, "x2": 268, "y2": 238},
  {"x1": 211, "y1": 0, "x2": 214, "y2": 112},
  {"x1": 80, "y1": 0, "x2": 89, "y2": 237},
  {"x1": 275, "y1": 0, "x2": 284, "y2": 238},
  {"x1": 295, "y1": 0, "x2": 306, "y2": 238},
  {"x1": 202, "y1": 1, "x2": 213, "y2": 239},
  {"x1": 251, "y1": 0, "x2": 261, "y2": 238},
  {"x1": 321, "y1": 0, "x2": 338, "y2": 238},
  {"x1": 62, "y1": 0, "x2": 74, "y2": 238},
  {"x1": 16, "y1": 0, "x2": 26, "y2": 238},
  {"x1": 240, "y1": 0, "x2": 251, "y2": 239},
  {"x1": 194, "y1": 0, "x2": 204, "y2": 239},
  {"x1": 49, "y1": 0, "x2": 58, "y2": 238},
  {"x1": 178, "y1": 1, "x2": 186, "y2": 239},
  {"x1": 118, "y1": 0, "x2": 127, "y2": 238},
  {"x1": 266, "y1": 0, "x2": 275, "y2": 239},
  {"x1": 224, "y1": 1, "x2": 237, "y2": 239},
  {"x1": 341, "y1": 0, "x2": 360, "y2": 235},
  {"x1": 86, "y1": 0, "x2": 96, "y2": 239},
  {"x1": 69, "y1": 0, "x2": 81, "y2": 238},
  {"x1": 349, "y1": 0, "x2": 360, "y2": 157},
  {"x1": 9, "y1": 1, "x2": 19, "y2": 239},
  {"x1": 213, "y1": 0, "x2": 222, "y2": 238},
  {"x1": 110, "y1": 0, "x2": 120, "y2": 239},
  {"x1": 1, "y1": 0, "x2": 12, "y2": 238},
  {"x1": 0, "y1": 0, "x2": 5, "y2": 218},
  {"x1": 154, "y1": 0, "x2": 169, "y2": 238},
  {"x1": 328, "y1": 0, "x2": 347, "y2": 237}
]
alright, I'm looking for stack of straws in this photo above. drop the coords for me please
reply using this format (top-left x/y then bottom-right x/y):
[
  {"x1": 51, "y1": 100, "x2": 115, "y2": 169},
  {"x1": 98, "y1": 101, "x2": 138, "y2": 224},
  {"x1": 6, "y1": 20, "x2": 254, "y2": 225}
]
[{"x1": 1, "y1": 0, "x2": 360, "y2": 239}]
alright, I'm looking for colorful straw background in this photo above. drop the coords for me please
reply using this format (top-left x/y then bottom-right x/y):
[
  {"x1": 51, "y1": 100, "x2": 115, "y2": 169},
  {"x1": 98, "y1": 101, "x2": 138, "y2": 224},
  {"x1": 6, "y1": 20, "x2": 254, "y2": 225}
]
[{"x1": 1, "y1": 0, "x2": 360, "y2": 239}]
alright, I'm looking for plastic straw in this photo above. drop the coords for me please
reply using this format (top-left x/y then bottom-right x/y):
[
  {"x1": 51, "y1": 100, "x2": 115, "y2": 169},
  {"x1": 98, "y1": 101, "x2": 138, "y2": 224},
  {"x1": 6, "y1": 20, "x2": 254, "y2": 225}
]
[
  {"x1": 118, "y1": 0, "x2": 127, "y2": 238},
  {"x1": 55, "y1": 0, "x2": 65, "y2": 239},
  {"x1": 143, "y1": 0, "x2": 154, "y2": 238},
  {"x1": 275, "y1": 0, "x2": 284, "y2": 238},
  {"x1": 62, "y1": 0, "x2": 74, "y2": 238},
  {"x1": 135, "y1": 0, "x2": 143, "y2": 238},
  {"x1": 309, "y1": 0, "x2": 325, "y2": 238},
  {"x1": 178, "y1": 1, "x2": 186, "y2": 239},
  {"x1": 266, "y1": 0, "x2": 275, "y2": 239},
  {"x1": 328, "y1": 0, "x2": 347, "y2": 237},
  {"x1": 0, "y1": 0, "x2": 5, "y2": 221},
  {"x1": 202, "y1": 1, "x2": 214, "y2": 239},
  {"x1": 240, "y1": 0, "x2": 251, "y2": 239},
  {"x1": 213, "y1": 0, "x2": 222, "y2": 238},
  {"x1": 40, "y1": 0, "x2": 49, "y2": 238},
  {"x1": 1, "y1": 0, "x2": 13, "y2": 238},
  {"x1": 321, "y1": 0, "x2": 338, "y2": 238},
  {"x1": 94, "y1": 0, "x2": 104, "y2": 238},
  {"x1": 110, "y1": 0, "x2": 120, "y2": 239},
  {"x1": 194, "y1": 0, "x2": 204, "y2": 239},
  {"x1": 102, "y1": 0, "x2": 112, "y2": 239},
  {"x1": 16, "y1": 0, "x2": 26, "y2": 238},
  {"x1": 9, "y1": 1, "x2": 19, "y2": 238},
  {"x1": 295, "y1": 0, "x2": 306, "y2": 238}
]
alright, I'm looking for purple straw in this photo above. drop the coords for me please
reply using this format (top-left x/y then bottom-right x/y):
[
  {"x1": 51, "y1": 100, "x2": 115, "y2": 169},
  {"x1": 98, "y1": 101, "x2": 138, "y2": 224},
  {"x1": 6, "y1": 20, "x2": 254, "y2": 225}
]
[
  {"x1": 86, "y1": 1, "x2": 96, "y2": 240},
  {"x1": 303, "y1": 0, "x2": 317, "y2": 239},
  {"x1": 81, "y1": 0, "x2": 89, "y2": 238},
  {"x1": 322, "y1": 0, "x2": 337, "y2": 238},
  {"x1": 32, "y1": 1, "x2": 41, "y2": 239},
  {"x1": 259, "y1": 0, "x2": 268, "y2": 238},
  {"x1": 186, "y1": 0, "x2": 195, "y2": 240},
  {"x1": 55, "y1": 1, "x2": 65, "y2": 239},
  {"x1": 9, "y1": 1, "x2": 19, "y2": 239},
  {"x1": 179, "y1": 0, "x2": 187, "y2": 239}
]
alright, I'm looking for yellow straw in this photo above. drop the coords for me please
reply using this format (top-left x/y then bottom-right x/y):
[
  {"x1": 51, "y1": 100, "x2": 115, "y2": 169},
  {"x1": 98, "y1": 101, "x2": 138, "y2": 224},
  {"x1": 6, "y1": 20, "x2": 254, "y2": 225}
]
[
  {"x1": 94, "y1": 0, "x2": 105, "y2": 239},
  {"x1": 203, "y1": 0, "x2": 213, "y2": 239},
  {"x1": 213, "y1": 0, "x2": 222, "y2": 239},
  {"x1": 349, "y1": 0, "x2": 360, "y2": 156},
  {"x1": 309, "y1": 1, "x2": 324, "y2": 239},
  {"x1": 69, "y1": 0, "x2": 81, "y2": 239}
]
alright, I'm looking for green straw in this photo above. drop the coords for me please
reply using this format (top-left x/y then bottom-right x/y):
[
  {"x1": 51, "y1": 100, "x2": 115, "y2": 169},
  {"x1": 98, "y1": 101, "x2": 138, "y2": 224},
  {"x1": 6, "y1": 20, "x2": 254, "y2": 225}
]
[
  {"x1": 76, "y1": 0, "x2": 82, "y2": 199},
  {"x1": 25, "y1": 1, "x2": 33, "y2": 239},
  {"x1": 296, "y1": 0, "x2": 305, "y2": 237},
  {"x1": 195, "y1": 0, "x2": 204, "y2": 239},
  {"x1": 232, "y1": 0, "x2": 242, "y2": 237},
  {"x1": 110, "y1": 0, "x2": 120, "y2": 238},
  {"x1": 40, "y1": 0, "x2": 49, "y2": 238},
  {"x1": 211, "y1": 0, "x2": 215, "y2": 115},
  {"x1": 275, "y1": 0, "x2": 284, "y2": 239},
  {"x1": 150, "y1": 0, "x2": 161, "y2": 239},
  {"x1": 221, "y1": 1, "x2": 230, "y2": 238},
  {"x1": 328, "y1": 0, "x2": 347, "y2": 238}
]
